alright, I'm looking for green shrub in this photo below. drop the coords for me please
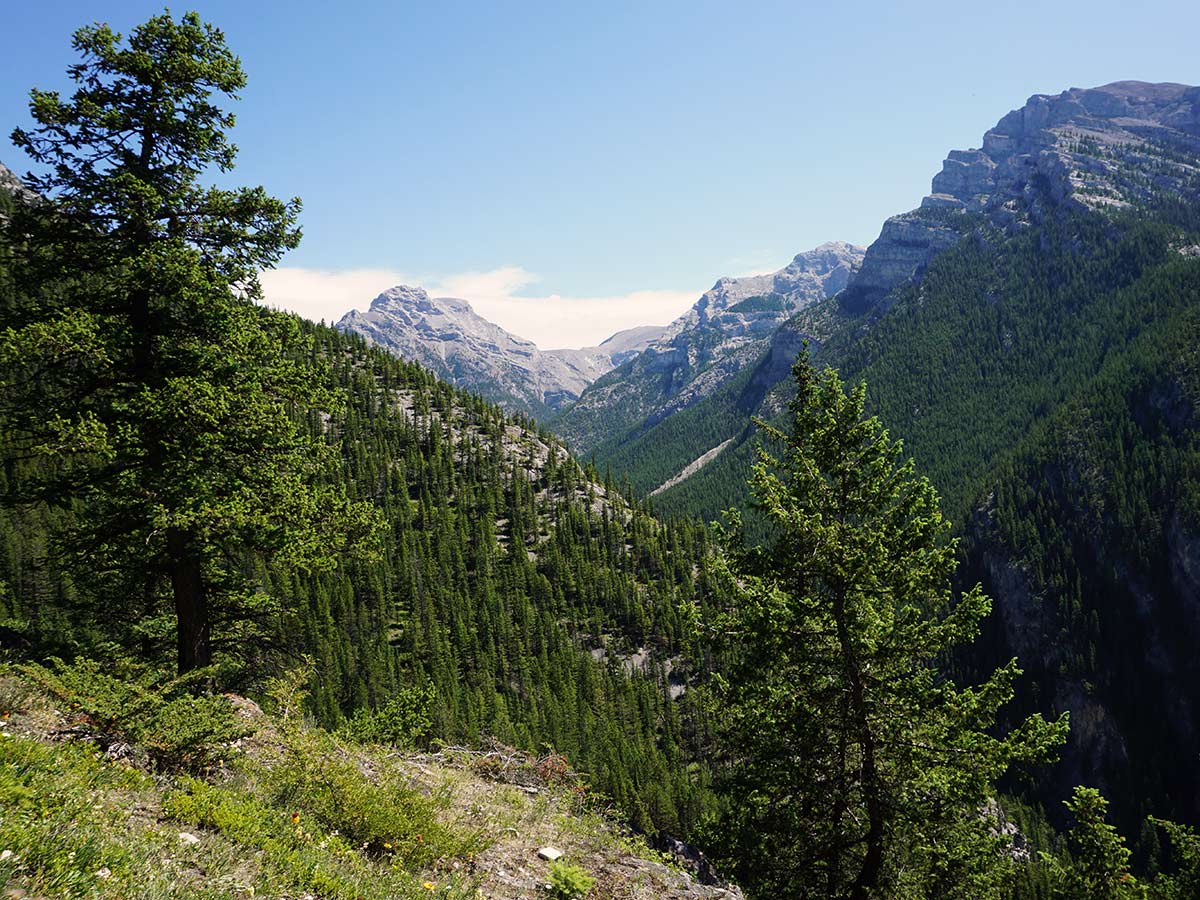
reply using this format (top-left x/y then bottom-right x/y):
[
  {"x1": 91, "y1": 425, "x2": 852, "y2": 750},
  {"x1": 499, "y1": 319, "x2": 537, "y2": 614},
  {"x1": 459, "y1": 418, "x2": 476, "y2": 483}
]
[
  {"x1": 13, "y1": 657, "x2": 248, "y2": 769},
  {"x1": 547, "y1": 860, "x2": 595, "y2": 899},
  {"x1": 339, "y1": 681, "x2": 434, "y2": 748},
  {"x1": 267, "y1": 723, "x2": 481, "y2": 867},
  {"x1": 0, "y1": 735, "x2": 149, "y2": 897}
]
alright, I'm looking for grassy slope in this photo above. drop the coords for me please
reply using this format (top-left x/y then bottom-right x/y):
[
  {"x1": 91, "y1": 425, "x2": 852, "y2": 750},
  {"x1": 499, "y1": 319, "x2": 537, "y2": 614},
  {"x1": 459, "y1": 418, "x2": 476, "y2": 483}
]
[{"x1": 0, "y1": 670, "x2": 739, "y2": 900}]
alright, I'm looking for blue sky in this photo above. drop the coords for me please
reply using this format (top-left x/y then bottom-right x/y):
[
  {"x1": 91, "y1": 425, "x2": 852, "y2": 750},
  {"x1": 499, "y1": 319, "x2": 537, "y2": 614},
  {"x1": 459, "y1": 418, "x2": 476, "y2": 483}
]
[{"x1": 3, "y1": 1, "x2": 1198, "y2": 346}]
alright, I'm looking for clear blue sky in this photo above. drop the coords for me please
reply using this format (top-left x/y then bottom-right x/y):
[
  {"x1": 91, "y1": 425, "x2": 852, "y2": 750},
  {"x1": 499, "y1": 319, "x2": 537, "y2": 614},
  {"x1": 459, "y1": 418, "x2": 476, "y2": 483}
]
[{"x1": 3, "y1": 1, "x2": 1198, "y2": 346}]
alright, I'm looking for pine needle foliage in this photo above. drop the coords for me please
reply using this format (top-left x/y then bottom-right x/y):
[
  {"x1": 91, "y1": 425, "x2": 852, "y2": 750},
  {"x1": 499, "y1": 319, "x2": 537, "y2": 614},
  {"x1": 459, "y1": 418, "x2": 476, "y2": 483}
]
[{"x1": 706, "y1": 350, "x2": 1068, "y2": 900}]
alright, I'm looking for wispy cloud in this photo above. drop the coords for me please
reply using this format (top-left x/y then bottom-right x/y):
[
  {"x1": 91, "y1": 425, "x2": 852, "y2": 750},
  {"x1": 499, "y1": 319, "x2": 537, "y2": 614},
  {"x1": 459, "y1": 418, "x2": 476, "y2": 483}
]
[
  {"x1": 258, "y1": 267, "x2": 410, "y2": 325},
  {"x1": 259, "y1": 265, "x2": 702, "y2": 349}
]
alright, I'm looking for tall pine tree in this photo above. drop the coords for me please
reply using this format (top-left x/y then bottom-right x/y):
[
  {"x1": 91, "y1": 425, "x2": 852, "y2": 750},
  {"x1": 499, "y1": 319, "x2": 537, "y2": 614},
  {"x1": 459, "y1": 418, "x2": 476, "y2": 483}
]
[
  {"x1": 1, "y1": 12, "x2": 382, "y2": 675},
  {"x1": 706, "y1": 350, "x2": 1068, "y2": 900}
]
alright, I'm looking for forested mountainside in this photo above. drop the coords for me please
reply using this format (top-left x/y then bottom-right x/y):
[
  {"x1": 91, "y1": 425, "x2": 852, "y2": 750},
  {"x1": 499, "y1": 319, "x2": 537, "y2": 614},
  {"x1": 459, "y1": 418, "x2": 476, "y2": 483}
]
[
  {"x1": 0, "y1": 281, "x2": 725, "y2": 838},
  {"x1": 5, "y1": 11, "x2": 1200, "y2": 893},
  {"x1": 577, "y1": 81, "x2": 1200, "y2": 829},
  {"x1": 338, "y1": 285, "x2": 665, "y2": 418}
]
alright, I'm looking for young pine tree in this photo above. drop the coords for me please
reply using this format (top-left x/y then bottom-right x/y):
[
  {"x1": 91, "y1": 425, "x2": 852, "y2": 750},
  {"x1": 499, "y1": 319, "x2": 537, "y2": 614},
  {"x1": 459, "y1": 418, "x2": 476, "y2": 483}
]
[
  {"x1": 706, "y1": 351, "x2": 1068, "y2": 900},
  {"x1": 1, "y1": 13, "x2": 382, "y2": 675}
]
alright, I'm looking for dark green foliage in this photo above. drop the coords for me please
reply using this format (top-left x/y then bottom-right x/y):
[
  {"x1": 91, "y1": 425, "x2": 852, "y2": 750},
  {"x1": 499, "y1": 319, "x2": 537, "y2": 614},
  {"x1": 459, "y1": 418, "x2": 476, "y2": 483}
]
[
  {"x1": 1, "y1": 12, "x2": 383, "y2": 675},
  {"x1": 278, "y1": 326, "x2": 724, "y2": 836},
  {"x1": 340, "y1": 679, "x2": 435, "y2": 748},
  {"x1": 1043, "y1": 788, "x2": 1141, "y2": 900},
  {"x1": 0, "y1": 314, "x2": 728, "y2": 836},
  {"x1": 12, "y1": 657, "x2": 247, "y2": 770},
  {"x1": 594, "y1": 199, "x2": 1200, "y2": 829},
  {"x1": 726, "y1": 294, "x2": 787, "y2": 314},
  {"x1": 1039, "y1": 787, "x2": 1200, "y2": 900},
  {"x1": 704, "y1": 354, "x2": 1067, "y2": 900}
]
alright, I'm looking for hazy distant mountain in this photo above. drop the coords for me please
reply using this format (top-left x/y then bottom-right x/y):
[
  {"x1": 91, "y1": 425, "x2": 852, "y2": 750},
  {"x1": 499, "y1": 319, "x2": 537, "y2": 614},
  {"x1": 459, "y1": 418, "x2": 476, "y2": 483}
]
[
  {"x1": 336, "y1": 286, "x2": 666, "y2": 418},
  {"x1": 550, "y1": 241, "x2": 865, "y2": 453}
]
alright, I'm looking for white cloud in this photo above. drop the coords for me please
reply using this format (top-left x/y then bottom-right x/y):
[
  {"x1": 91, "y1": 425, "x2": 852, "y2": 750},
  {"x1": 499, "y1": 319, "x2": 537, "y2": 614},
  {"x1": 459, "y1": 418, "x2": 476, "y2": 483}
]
[
  {"x1": 258, "y1": 267, "x2": 410, "y2": 324},
  {"x1": 260, "y1": 264, "x2": 703, "y2": 349}
]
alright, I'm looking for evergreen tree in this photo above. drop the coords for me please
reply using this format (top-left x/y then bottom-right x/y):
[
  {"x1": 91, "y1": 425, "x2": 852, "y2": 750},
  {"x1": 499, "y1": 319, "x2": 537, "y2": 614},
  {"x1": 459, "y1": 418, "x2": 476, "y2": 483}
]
[
  {"x1": 0, "y1": 12, "x2": 382, "y2": 674},
  {"x1": 1044, "y1": 788, "x2": 1144, "y2": 900},
  {"x1": 706, "y1": 351, "x2": 1068, "y2": 900},
  {"x1": 1042, "y1": 787, "x2": 1200, "y2": 900}
]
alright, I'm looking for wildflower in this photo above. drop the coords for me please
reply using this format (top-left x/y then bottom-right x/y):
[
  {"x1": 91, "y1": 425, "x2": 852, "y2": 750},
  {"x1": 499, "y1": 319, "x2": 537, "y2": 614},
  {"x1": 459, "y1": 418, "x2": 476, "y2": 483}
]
[
  {"x1": 423, "y1": 882, "x2": 436, "y2": 892},
  {"x1": 383, "y1": 842, "x2": 392, "y2": 850},
  {"x1": 291, "y1": 811, "x2": 301, "y2": 824}
]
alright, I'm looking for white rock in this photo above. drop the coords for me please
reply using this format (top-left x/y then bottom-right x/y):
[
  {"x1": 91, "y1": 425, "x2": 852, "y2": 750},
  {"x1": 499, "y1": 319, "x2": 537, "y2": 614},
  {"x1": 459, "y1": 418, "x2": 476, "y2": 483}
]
[
  {"x1": 178, "y1": 831, "x2": 201, "y2": 845},
  {"x1": 537, "y1": 846, "x2": 563, "y2": 861}
]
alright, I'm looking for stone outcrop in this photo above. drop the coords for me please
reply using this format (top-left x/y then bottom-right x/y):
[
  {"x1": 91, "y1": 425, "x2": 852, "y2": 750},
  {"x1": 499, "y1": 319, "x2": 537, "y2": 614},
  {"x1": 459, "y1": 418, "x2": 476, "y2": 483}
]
[
  {"x1": 844, "y1": 81, "x2": 1200, "y2": 313},
  {"x1": 0, "y1": 160, "x2": 37, "y2": 220},
  {"x1": 0, "y1": 160, "x2": 25, "y2": 197}
]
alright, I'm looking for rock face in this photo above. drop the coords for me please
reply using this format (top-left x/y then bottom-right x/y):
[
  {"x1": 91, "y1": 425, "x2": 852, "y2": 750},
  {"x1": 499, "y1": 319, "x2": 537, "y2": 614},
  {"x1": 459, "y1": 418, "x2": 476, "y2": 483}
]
[
  {"x1": 555, "y1": 242, "x2": 865, "y2": 452},
  {"x1": 337, "y1": 286, "x2": 665, "y2": 418},
  {"x1": 844, "y1": 81, "x2": 1200, "y2": 312},
  {"x1": 0, "y1": 160, "x2": 36, "y2": 218},
  {"x1": 0, "y1": 160, "x2": 25, "y2": 196}
]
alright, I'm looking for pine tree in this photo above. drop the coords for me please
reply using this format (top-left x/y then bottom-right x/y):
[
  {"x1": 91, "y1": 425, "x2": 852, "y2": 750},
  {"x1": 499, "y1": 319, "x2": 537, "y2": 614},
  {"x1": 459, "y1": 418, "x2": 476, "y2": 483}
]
[
  {"x1": 1044, "y1": 788, "x2": 1144, "y2": 900},
  {"x1": 1, "y1": 12, "x2": 382, "y2": 675},
  {"x1": 706, "y1": 350, "x2": 1068, "y2": 900}
]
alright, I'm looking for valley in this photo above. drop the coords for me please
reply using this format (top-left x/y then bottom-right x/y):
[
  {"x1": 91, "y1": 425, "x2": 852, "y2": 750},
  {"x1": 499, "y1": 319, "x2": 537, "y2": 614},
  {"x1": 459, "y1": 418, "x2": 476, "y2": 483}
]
[{"x1": 1, "y1": 11, "x2": 1198, "y2": 897}]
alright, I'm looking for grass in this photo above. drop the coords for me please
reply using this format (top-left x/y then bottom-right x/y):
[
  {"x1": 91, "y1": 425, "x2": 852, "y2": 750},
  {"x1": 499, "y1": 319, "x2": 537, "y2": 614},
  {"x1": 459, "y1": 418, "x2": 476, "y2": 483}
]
[
  {"x1": 0, "y1": 667, "x2": 484, "y2": 900},
  {"x1": 0, "y1": 663, "x2": 737, "y2": 900}
]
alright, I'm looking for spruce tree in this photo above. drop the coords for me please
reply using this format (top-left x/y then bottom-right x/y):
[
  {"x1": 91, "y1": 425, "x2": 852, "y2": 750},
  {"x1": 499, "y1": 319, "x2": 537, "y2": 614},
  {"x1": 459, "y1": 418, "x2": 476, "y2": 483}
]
[
  {"x1": 1, "y1": 12, "x2": 382, "y2": 675},
  {"x1": 707, "y1": 350, "x2": 1068, "y2": 900}
]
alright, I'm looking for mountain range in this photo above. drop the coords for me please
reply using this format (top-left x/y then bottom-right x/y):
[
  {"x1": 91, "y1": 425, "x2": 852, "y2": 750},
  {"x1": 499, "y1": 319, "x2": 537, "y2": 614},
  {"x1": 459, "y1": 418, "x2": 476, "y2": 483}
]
[
  {"x1": 337, "y1": 285, "x2": 666, "y2": 418},
  {"x1": 334, "y1": 80, "x2": 1200, "y2": 829},
  {"x1": 335, "y1": 241, "x2": 864, "y2": 423}
]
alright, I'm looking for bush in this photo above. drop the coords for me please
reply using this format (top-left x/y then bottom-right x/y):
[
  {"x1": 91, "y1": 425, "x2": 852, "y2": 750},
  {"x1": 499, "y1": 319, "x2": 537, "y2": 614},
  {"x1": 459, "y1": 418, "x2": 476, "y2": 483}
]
[
  {"x1": 339, "y1": 681, "x2": 434, "y2": 748},
  {"x1": 547, "y1": 860, "x2": 595, "y2": 899},
  {"x1": 12, "y1": 657, "x2": 248, "y2": 769},
  {"x1": 267, "y1": 723, "x2": 479, "y2": 868}
]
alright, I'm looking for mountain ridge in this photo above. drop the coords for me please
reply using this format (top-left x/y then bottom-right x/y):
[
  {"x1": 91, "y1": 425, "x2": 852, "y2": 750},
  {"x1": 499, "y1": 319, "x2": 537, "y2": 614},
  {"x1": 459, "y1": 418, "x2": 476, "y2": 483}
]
[
  {"x1": 336, "y1": 285, "x2": 667, "y2": 417},
  {"x1": 551, "y1": 241, "x2": 865, "y2": 454}
]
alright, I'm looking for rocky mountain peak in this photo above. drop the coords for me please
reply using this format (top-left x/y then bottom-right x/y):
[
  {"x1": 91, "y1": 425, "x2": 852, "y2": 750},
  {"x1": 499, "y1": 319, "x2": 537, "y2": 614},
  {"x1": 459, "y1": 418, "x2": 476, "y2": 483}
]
[
  {"x1": 555, "y1": 243, "x2": 867, "y2": 451},
  {"x1": 337, "y1": 286, "x2": 664, "y2": 418},
  {"x1": 844, "y1": 81, "x2": 1200, "y2": 313},
  {"x1": 675, "y1": 241, "x2": 865, "y2": 333},
  {"x1": 0, "y1": 160, "x2": 37, "y2": 217},
  {"x1": 367, "y1": 285, "x2": 477, "y2": 321}
]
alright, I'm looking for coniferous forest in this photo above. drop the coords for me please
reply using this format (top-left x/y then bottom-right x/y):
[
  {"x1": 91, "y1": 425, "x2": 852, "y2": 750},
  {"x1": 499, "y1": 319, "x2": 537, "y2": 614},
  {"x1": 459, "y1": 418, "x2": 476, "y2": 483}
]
[{"x1": 1, "y1": 11, "x2": 1199, "y2": 900}]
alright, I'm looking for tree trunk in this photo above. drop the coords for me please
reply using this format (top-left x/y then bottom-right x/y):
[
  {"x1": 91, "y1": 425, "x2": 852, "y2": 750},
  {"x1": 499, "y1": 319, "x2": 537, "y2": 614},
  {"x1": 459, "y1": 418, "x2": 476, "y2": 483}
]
[
  {"x1": 834, "y1": 586, "x2": 885, "y2": 900},
  {"x1": 168, "y1": 529, "x2": 210, "y2": 674}
]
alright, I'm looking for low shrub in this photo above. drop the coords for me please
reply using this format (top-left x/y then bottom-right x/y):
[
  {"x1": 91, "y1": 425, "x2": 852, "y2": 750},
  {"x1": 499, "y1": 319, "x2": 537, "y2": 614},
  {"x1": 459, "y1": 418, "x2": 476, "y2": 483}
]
[
  {"x1": 12, "y1": 657, "x2": 248, "y2": 770},
  {"x1": 547, "y1": 860, "x2": 596, "y2": 899}
]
